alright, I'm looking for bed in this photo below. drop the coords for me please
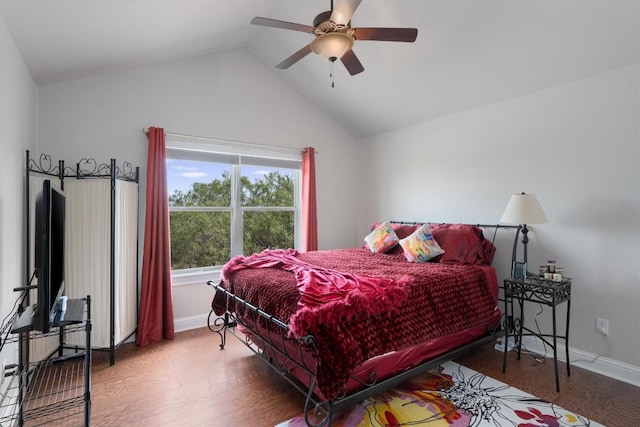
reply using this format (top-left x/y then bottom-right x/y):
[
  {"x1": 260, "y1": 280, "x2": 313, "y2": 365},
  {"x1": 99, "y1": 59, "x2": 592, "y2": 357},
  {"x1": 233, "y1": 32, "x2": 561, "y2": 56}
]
[{"x1": 208, "y1": 222, "x2": 517, "y2": 426}]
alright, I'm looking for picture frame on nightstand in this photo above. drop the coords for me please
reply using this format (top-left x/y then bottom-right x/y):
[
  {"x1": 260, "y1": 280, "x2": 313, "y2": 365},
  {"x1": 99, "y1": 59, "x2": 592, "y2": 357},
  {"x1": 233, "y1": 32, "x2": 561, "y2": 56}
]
[{"x1": 512, "y1": 261, "x2": 527, "y2": 280}]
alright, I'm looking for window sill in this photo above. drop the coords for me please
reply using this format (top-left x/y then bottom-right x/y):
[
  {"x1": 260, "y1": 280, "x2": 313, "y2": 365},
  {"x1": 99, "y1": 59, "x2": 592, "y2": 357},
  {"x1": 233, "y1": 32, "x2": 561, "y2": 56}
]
[{"x1": 171, "y1": 268, "x2": 222, "y2": 287}]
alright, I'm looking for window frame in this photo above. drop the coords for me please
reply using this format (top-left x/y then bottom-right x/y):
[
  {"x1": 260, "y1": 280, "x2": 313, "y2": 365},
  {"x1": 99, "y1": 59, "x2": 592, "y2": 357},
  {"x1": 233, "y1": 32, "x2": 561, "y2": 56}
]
[{"x1": 166, "y1": 138, "x2": 302, "y2": 282}]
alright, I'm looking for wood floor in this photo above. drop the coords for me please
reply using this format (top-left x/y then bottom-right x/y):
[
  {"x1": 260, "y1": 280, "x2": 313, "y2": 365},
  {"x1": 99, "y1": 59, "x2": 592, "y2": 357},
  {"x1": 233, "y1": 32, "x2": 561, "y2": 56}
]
[{"x1": 90, "y1": 327, "x2": 640, "y2": 427}]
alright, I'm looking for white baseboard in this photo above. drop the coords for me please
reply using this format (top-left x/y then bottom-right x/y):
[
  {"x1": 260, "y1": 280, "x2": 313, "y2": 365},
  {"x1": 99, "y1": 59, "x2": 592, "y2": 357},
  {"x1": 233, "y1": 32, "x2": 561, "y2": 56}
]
[
  {"x1": 519, "y1": 336, "x2": 640, "y2": 387},
  {"x1": 174, "y1": 313, "x2": 210, "y2": 333},
  {"x1": 124, "y1": 315, "x2": 209, "y2": 341}
]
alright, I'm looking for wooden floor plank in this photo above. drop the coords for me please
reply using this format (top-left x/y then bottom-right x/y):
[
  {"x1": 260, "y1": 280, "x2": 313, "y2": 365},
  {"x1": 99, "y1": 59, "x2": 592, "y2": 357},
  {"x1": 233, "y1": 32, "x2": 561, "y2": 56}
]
[{"x1": 90, "y1": 327, "x2": 640, "y2": 427}]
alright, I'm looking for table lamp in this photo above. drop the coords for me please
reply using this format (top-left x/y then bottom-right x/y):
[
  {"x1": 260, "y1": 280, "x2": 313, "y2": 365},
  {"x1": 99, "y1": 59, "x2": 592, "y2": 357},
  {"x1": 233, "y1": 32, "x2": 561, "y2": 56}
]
[{"x1": 500, "y1": 192, "x2": 548, "y2": 266}]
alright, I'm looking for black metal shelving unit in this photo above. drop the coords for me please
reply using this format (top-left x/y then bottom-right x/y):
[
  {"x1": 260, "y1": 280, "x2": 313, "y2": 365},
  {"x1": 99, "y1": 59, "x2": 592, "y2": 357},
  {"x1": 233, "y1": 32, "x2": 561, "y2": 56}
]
[{"x1": 0, "y1": 296, "x2": 92, "y2": 426}]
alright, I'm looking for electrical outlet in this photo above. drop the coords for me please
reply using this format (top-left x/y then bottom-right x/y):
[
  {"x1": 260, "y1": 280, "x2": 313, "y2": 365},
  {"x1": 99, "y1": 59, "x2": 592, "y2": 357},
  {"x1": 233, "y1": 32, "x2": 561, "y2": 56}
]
[{"x1": 596, "y1": 317, "x2": 609, "y2": 335}]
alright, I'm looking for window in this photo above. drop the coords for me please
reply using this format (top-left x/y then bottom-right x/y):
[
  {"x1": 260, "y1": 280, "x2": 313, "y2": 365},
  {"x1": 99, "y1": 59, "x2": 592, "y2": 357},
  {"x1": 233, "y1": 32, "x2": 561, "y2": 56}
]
[{"x1": 166, "y1": 142, "x2": 301, "y2": 275}]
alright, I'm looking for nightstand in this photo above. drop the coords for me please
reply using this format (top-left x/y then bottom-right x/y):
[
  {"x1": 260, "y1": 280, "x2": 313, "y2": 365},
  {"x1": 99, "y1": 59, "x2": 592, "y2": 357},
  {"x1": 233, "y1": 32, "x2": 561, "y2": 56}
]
[{"x1": 501, "y1": 276, "x2": 571, "y2": 392}]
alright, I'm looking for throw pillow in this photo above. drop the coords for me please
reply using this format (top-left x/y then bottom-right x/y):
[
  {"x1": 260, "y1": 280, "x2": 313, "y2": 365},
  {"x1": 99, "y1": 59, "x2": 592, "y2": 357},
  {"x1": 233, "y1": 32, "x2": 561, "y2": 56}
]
[
  {"x1": 363, "y1": 221, "x2": 400, "y2": 253},
  {"x1": 399, "y1": 224, "x2": 445, "y2": 262}
]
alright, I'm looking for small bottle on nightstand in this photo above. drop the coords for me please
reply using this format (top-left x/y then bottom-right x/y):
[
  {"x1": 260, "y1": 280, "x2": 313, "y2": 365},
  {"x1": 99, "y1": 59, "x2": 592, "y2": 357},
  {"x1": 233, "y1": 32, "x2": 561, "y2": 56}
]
[
  {"x1": 547, "y1": 259, "x2": 556, "y2": 273},
  {"x1": 539, "y1": 265, "x2": 547, "y2": 277}
]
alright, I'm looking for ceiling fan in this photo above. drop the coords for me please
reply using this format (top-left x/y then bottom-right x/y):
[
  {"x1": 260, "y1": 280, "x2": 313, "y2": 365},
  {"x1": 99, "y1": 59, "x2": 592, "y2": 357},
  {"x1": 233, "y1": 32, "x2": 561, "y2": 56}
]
[{"x1": 251, "y1": 0, "x2": 418, "y2": 76}]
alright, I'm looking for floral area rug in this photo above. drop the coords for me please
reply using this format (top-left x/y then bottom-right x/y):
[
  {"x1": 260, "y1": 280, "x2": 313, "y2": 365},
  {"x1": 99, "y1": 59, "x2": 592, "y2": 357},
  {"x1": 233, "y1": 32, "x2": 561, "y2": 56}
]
[{"x1": 276, "y1": 361, "x2": 604, "y2": 427}]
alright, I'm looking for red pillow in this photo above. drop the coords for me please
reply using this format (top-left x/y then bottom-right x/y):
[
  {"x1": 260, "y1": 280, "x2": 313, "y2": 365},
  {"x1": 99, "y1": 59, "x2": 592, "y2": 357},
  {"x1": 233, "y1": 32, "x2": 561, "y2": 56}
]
[
  {"x1": 430, "y1": 224, "x2": 495, "y2": 265},
  {"x1": 367, "y1": 222, "x2": 496, "y2": 265}
]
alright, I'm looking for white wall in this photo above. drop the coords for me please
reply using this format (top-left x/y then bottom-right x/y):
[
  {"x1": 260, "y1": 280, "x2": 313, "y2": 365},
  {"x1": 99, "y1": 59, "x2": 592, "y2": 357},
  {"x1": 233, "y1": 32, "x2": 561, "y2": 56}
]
[
  {"x1": 0, "y1": 14, "x2": 37, "y2": 365},
  {"x1": 37, "y1": 48, "x2": 363, "y2": 329},
  {"x1": 27, "y1": 17, "x2": 640, "y2": 384},
  {"x1": 361, "y1": 65, "x2": 640, "y2": 380}
]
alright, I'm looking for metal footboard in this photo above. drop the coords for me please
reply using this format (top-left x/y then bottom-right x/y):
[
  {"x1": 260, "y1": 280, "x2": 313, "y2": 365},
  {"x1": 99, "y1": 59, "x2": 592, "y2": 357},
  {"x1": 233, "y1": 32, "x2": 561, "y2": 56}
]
[
  {"x1": 207, "y1": 280, "x2": 504, "y2": 426},
  {"x1": 208, "y1": 281, "x2": 336, "y2": 426}
]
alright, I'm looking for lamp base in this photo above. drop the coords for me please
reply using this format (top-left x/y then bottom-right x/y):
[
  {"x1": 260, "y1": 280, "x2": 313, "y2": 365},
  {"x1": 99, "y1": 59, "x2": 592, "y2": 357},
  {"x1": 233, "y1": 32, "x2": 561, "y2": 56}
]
[{"x1": 521, "y1": 224, "x2": 530, "y2": 266}]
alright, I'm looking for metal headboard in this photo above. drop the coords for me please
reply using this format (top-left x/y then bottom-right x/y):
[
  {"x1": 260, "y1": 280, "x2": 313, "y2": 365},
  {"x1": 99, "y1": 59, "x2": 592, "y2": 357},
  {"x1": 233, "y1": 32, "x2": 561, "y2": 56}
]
[{"x1": 388, "y1": 221, "x2": 521, "y2": 267}]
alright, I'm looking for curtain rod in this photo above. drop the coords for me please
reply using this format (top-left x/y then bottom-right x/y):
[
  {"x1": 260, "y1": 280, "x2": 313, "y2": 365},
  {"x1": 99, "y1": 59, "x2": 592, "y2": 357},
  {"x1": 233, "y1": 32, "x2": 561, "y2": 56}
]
[{"x1": 142, "y1": 128, "x2": 315, "y2": 154}]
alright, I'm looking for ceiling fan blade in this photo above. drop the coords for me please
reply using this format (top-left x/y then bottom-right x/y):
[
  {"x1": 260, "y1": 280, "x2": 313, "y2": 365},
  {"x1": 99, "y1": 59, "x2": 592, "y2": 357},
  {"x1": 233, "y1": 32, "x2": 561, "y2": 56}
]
[
  {"x1": 330, "y1": 0, "x2": 362, "y2": 26},
  {"x1": 354, "y1": 27, "x2": 418, "y2": 42},
  {"x1": 276, "y1": 44, "x2": 313, "y2": 69},
  {"x1": 340, "y1": 49, "x2": 364, "y2": 75},
  {"x1": 251, "y1": 17, "x2": 315, "y2": 33}
]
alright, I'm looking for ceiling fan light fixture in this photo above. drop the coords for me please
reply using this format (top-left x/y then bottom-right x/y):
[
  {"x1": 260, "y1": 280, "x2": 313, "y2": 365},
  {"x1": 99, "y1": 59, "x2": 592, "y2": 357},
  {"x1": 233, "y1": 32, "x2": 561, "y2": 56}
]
[{"x1": 310, "y1": 32, "x2": 354, "y2": 61}]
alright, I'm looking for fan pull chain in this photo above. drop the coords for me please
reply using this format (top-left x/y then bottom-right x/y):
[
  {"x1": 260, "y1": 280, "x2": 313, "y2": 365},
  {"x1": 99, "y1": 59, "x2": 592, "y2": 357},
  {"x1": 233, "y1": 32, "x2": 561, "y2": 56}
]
[{"x1": 330, "y1": 61, "x2": 335, "y2": 88}]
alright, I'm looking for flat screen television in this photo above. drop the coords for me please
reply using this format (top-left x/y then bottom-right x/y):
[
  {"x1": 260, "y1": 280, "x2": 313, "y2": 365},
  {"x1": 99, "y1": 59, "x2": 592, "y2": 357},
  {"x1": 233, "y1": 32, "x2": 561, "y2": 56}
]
[{"x1": 34, "y1": 179, "x2": 66, "y2": 333}]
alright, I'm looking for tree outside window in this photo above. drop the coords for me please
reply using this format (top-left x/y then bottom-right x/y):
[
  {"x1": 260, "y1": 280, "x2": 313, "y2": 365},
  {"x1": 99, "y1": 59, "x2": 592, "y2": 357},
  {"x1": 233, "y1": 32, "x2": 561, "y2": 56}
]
[{"x1": 167, "y1": 151, "x2": 299, "y2": 273}]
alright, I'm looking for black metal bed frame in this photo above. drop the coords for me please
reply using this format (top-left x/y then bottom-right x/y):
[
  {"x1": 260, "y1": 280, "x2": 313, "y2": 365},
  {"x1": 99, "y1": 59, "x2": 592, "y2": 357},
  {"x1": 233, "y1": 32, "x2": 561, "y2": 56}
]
[
  {"x1": 208, "y1": 281, "x2": 503, "y2": 427},
  {"x1": 24, "y1": 150, "x2": 140, "y2": 366},
  {"x1": 207, "y1": 223, "x2": 520, "y2": 426}
]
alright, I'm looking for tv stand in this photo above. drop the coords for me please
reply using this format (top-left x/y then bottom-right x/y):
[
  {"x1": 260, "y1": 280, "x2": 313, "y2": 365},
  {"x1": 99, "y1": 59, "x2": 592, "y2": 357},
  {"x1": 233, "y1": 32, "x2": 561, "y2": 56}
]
[
  {"x1": 10, "y1": 298, "x2": 85, "y2": 334},
  {"x1": 10, "y1": 304, "x2": 36, "y2": 334},
  {"x1": 0, "y1": 296, "x2": 92, "y2": 426}
]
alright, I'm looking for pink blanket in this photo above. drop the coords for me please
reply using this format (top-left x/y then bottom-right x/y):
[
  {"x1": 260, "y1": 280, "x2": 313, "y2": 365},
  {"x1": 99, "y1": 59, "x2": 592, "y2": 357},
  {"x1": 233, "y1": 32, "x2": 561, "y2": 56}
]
[{"x1": 222, "y1": 249, "x2": 410, "y2": 337}]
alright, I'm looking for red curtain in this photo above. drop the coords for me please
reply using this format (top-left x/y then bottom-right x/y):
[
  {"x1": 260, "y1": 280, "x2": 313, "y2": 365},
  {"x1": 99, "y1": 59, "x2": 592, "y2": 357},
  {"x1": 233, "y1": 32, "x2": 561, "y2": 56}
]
[
  {"x1": 136, "y1": 127, "x2": 175, "y2": 346},
  {"x1": 301, "y1": 147, "x2": 318, "y2": 252}
]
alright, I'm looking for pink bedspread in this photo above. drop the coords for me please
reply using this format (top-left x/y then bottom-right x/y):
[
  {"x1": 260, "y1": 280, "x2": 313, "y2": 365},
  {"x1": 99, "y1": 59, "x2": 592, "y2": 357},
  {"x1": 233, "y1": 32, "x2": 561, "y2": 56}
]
[
  {"x1": 213, "y1": 247, "x2": 498, "y2": 399},
  {"x1": 222, "y1": 248, "x2": 410, "y2": 338}
]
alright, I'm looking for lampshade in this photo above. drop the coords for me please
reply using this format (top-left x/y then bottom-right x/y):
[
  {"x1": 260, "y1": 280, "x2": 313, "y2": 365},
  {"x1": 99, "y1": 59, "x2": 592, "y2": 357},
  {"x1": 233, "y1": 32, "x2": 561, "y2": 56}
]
[
  {"x1": 500, "y1": 193, "x2": 548, "y2": 225},
  {"x1": 310, "y1": 33, "x2": 354, "y2": 60}
]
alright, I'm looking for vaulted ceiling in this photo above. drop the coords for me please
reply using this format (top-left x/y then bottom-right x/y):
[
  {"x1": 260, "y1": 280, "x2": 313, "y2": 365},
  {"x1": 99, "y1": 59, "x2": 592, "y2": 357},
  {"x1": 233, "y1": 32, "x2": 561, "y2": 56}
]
[{"x1": 1, "y1": 0, "x2": 637, "y2": 138}]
